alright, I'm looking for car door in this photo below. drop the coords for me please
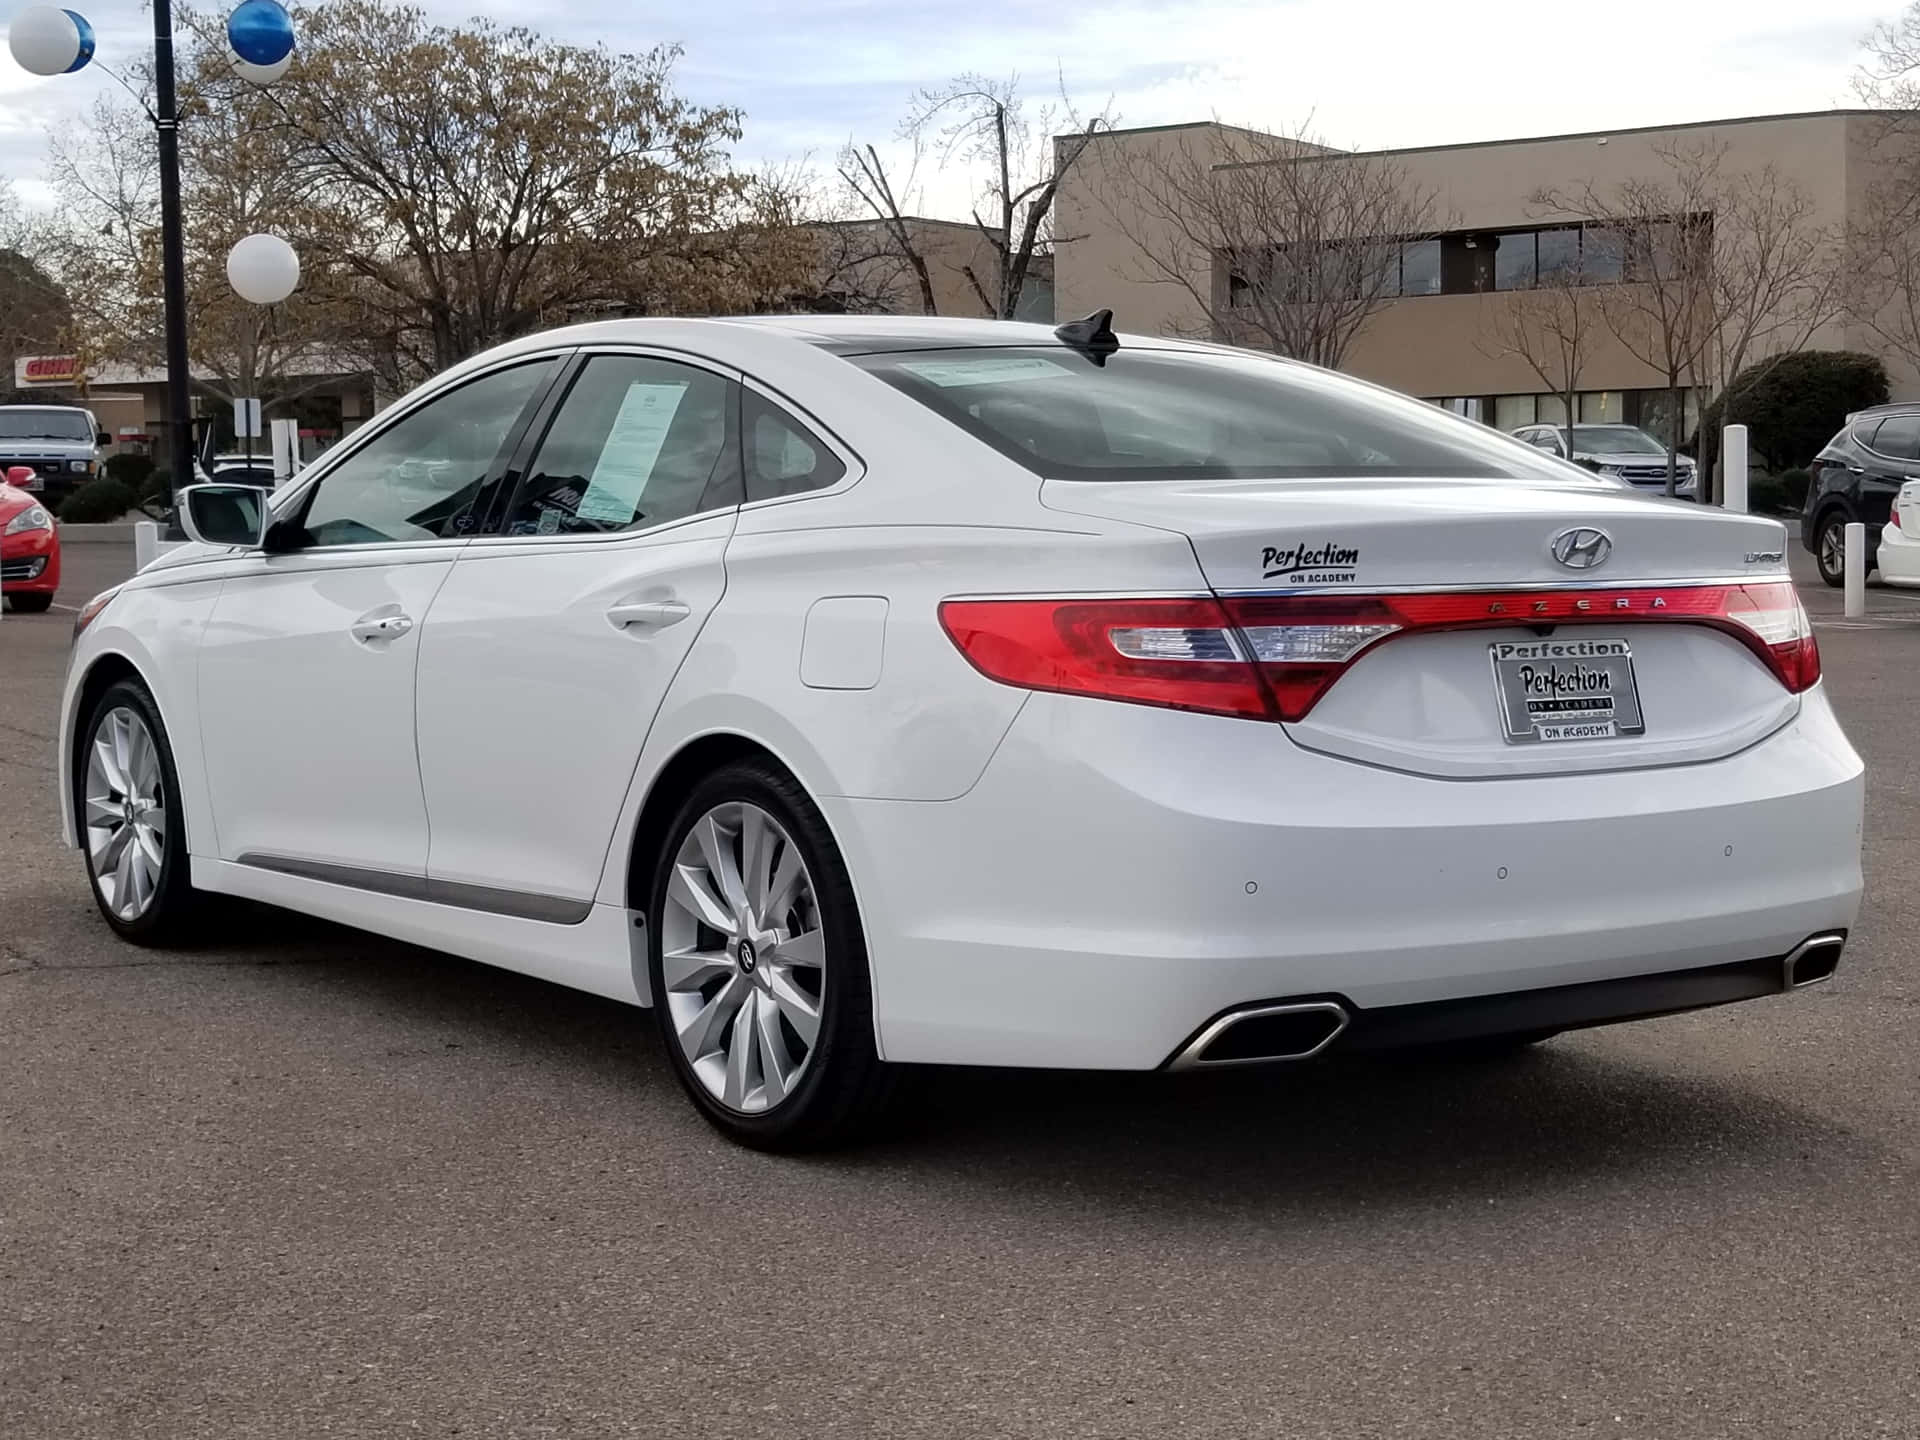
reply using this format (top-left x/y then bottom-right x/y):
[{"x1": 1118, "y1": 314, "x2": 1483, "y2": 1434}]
[
  {"x1": 1857, "y1": 412, "x2": 1919, "y2": 530},
  {"x1": 413, "y1": 351, "x2": 744, "y2": 915},
  {"x1": 196, "y1": 357, "x2": 561, "y2": 880}
]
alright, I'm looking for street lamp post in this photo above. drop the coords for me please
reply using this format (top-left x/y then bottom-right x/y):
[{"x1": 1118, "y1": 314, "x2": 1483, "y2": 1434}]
[
  {"x1": 8, "y1": 1, "x2": 297, "y2": 525},
  {"x1": 151, "y1": 0, "x2": 194, "y2": 515}
]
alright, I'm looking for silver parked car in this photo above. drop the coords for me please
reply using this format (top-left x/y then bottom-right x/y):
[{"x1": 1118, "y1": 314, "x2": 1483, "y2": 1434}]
[{"x1": 1512, "y1": 423, "x2": 1698, "y2": 499}]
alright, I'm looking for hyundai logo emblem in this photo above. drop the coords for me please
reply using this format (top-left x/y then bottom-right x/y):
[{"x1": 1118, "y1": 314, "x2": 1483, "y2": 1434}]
[{"x1": 1550, "y1": 527, "x2": 1612, "y2": 570}]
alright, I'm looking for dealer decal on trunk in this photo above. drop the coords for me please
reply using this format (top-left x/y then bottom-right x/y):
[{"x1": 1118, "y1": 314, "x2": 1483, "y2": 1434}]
[{"x1": 1260, "y1": 541, "x2": 1360, "y2": 584}]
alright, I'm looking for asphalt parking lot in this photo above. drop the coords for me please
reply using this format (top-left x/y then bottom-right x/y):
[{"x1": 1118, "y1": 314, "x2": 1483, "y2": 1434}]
[{"x1": 4, "y1": 538, "x2": 1919, "y2": 1438}]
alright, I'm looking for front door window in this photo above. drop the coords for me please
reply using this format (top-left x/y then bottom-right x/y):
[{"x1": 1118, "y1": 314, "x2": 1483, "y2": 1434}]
[{"x1": 297, "y1": 361, "x2": 556, "y2": 546}]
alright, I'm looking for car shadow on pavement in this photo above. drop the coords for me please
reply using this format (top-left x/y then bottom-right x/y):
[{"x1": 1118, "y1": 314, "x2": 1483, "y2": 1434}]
[
  {"x1": 870, "y1": 1046, "x2": 1867, "y2": 1216},
  {"x1": 148, "y1": 901, "x2": 1876, "y2": 1219}
]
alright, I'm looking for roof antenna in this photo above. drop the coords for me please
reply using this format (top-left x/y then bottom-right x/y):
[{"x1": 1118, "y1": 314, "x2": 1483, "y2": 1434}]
[{"x1": 1054, "y1": 308, "x2": 1120, "y2": 363}]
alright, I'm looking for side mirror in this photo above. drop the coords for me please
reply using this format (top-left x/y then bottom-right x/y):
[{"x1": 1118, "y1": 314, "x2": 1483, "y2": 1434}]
[
  {"x1": 4, "y1": 465, "x2": 35, "y2": 487},
  {"x1": 97, "y1": 431, "x2": 112, "y2": 446},
  {"x1": 178, "y1": 483, "x2": 269, "y2": 548}
]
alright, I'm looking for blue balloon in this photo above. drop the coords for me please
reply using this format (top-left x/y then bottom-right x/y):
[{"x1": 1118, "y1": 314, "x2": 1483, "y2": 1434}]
[
  {"x1": 226, "y1": 0, "x2": 294, "y2": 66},
  {"x1": 62, "y1": 10, "x2": 94, "y2": 72}
]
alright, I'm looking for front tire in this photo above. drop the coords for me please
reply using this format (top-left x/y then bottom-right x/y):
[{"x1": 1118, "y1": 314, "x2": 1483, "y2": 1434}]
[
  {"x1": 7, "y1": 592, "x2": 53, "y2": 613},
  {"x1": 646, "y1": 761, "x2": 894, "y2": 1150},
  {"x1": 77, "y1": 679, "x2": 199, "y2": 944}
]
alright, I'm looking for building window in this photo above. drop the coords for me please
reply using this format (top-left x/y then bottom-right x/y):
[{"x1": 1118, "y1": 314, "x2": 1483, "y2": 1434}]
[
  {"x1": 1493, "y1": 233, "x2": 1536, "y2": 291},
  {"x1": 1626, "y1": 387, "x2": 1702, "y2": 444},
  {"x1": 1536, "y1": 227, "x2": 1581, "y2": 282},
  {"x1": 1492, "y1": 394, "x2": 1537, "y2": 430},
  {"x1": 1581, "y1": 226, "x2": 1626, "y2": 284},
  {"x1": 1578, "y1": 391, "x2": 1625, "y2": 425},
  {"x1": 1400, "y1": 239, "x2": 1441, "y2": 296}
]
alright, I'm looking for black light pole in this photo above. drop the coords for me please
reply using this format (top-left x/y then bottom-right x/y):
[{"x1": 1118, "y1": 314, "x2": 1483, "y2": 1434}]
[{"x1": 151, "y1": 0, "x2": 194, "y2": 531}]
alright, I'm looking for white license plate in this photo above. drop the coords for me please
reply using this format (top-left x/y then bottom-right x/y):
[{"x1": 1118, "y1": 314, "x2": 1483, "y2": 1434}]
[
  {"x1": 1490, "y1": 638, "x2": 1645, "y2": 744},
  {"x1": 17, "y1": 472, "x2": 43, "y2": 491}
]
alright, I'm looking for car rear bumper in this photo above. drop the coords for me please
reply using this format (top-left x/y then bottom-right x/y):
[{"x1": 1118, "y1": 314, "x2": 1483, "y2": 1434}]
[
  {"x1": 1879, "y1": 522, "x2": 1920, "y2": 585},
  {"x1": 829, "y1": 688, "x2": 1865, "y2": 1070}
]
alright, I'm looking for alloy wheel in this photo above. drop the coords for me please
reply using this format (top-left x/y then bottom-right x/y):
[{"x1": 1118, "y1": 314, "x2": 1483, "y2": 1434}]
[
  {"x1": 84, "y1": 705, "x2": 169, "y2": 922},
  {"x1": 1820, "y1": 519, "x2": 1847, "y2": 582},
  {"x1": 659, "y1": 802, "x2": 826, "y2": 1114}
]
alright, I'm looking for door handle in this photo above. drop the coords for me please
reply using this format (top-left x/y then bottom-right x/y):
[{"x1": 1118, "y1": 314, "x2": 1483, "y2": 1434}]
[
  {"x1": 350, "y1": 613, "x2": 415, "y2": 643},
  {"x1": 606, "y1": 599, "x2": 691, "y2": 632}
]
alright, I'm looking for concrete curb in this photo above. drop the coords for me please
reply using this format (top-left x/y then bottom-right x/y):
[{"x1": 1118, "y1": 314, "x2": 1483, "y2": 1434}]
[{"x1": 54, "y1": 521, "x2": 140, "y2": 544}]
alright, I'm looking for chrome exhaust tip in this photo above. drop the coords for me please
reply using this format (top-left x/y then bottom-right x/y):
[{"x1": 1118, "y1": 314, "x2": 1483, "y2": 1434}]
[
  {"x1": 1783, "y1": 933, "x2": 1846, "y2": 989},
  {"x1": 1169, "y1": 1001, "x2": 1350, "y2": 1071}
]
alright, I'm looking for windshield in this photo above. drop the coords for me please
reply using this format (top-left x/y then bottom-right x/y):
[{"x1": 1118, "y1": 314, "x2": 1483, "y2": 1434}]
[
  {"x1": 854, "y1": 346, "x2": 1582, "y2": 483},
  {"x1": 1573, "y1": 426, "x2": 1668, "y2": 455},
  {"x1": 0, "y1": 409, "x2": 92, "y2": 442}
]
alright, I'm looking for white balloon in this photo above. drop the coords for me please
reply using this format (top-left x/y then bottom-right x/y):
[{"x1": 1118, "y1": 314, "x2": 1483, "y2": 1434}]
[
  {"x1": 9, "y1": 6, "x2": 88, "y2": 76},
  {"x1": 228, "y1": 48, "x2": 291, "y2": 86},
  {"x1": 227, "y1": 233, "x2": 300, "y2": 305}
]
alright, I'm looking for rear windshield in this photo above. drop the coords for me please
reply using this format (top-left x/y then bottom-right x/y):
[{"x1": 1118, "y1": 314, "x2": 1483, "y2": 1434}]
[
  {"x1": 852, "y1": 346, "x2": 1575, "y2": 483},
  {"x1": 0, "y1": 409, "x2": 92, "y2": 442}
]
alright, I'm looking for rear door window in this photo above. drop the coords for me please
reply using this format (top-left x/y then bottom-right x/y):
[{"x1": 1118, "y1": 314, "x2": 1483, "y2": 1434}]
[
  {"x1": 503, "y1": 355, "x2": 739, "y2": 537},
  {"x1": 1868, "y1": 414, "x2": 1920, "y2": 461},
  {"x1": 854, "y1": 347, "x2": 1575, "y2": 483}
]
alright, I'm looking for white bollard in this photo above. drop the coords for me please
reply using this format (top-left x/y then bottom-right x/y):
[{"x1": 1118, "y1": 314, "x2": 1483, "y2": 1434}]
[
  {"x1": 133, "y1": 519, "x2": 192, "y2": 572},
  {"x1": 1722, "y1": 423, "x2": 1748, "y2": 513},
  {"x1": 270, "y1": 418, "x2": 299, "y2": 487},
  {"x1": 1845, "y1": 521, "x2": 1867, "y2": 618}
]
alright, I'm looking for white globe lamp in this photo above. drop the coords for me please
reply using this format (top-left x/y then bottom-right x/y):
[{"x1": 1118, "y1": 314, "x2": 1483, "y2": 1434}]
[
  {"x1": 8, "y1": 5, "x2": 94, "y2": 75},
  {"x1": 227, "y1": 233, "x2": 300, "y2": 305}
]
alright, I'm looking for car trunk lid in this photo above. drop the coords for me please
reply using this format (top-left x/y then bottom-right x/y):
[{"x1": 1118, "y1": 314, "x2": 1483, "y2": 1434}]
[{"x1": 1040, "y1": 476, "x2": 1811, "y2": 778}]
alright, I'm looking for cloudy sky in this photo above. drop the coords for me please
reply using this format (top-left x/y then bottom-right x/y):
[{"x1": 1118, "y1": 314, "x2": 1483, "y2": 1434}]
[{"x1": 0, "y1": 0, "x2": 1896, "y2": 216}]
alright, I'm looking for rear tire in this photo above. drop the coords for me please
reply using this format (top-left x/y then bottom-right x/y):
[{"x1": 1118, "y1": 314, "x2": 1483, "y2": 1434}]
[
  {"x1": 7, "y1": 593, "x2": 53, "y2": 613},
  {"x1": 646, "y1": 760, "x2": 895, "y2": 1151},
  {"x1": 76, "y1": 679, "x2": 200, "y2": 944}
]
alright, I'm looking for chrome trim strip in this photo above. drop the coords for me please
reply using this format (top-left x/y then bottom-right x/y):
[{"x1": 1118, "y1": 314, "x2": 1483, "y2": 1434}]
[
  {"x1": 1213, "y1": 575, "x2": 1787, "y2": 598},
  {"x1": 941, "y1": 590, "x2": 1216, "y2": 603},
  {"x1": 235, "y1": 853, "x2": 593, "y2": 925},
  {"x1": 1782, "y1": 931, "x2": 1847, "y2": 988},
  {"x1": 1167, "y1": 1000, "x2": 1350, "y2": 1071}
]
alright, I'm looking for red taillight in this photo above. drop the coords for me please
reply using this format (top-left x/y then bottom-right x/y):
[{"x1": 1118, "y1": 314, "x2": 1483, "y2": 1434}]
[
  {"x1": 938, "y1": 597, "x2": 1274, "y2": 720},
  {"x1": 940, "y1": 582, "x2": 1819, "y2": 724}
]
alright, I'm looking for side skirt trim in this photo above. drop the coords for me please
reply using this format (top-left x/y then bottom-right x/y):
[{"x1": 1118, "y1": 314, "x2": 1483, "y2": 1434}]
[{"x1": 234, "y1": 852, "x2": 593, "y2": 925}]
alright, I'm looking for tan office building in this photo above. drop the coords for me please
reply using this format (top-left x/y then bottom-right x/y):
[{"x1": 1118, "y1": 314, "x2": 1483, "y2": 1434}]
[{"x1": 1053, "y1": 110, "x2": 1908, "y2": 434}]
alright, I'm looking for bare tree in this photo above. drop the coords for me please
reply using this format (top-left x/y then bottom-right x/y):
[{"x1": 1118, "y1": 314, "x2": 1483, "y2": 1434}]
[
  {"x1": 1693, "y1": 160, "x2": 1843, "y2": 496},
  {"x1": 1535, "y1": 147, "x2": 1718, "y2": 496},
  {"x1": 1099, "y1": 121, "x2": 1440, "y2": 369},
  {"x1": 1539, "y1": 140, "x2": 1840, "y2": 499},
  {"x1": 1850, "y1": 8, "x2": 1920, "y2": 388},
  {"x1": 837, "y1": 142, "x2": 939, "y2": 314},
  {"x1": 1475, "y1": 249, "x2": 1602, "y2": 457},
  {"x1": 841, "y1": 73, "x2": 1108, "y2": 319}
]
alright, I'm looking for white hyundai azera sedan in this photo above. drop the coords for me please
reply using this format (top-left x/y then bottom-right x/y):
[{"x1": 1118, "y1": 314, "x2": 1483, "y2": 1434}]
[{"x1": 58, "y1": 314, "x2": 1864, "y2": 1148}]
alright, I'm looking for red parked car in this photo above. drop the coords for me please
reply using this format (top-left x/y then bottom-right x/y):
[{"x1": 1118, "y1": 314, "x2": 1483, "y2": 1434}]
[{"x1": 2, "y1": 465, "x2": 60, "y2": 613}]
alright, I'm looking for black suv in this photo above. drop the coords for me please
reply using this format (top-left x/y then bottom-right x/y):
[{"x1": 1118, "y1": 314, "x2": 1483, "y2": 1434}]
[{"x1": 1803, "y1": 403, "x2": 1920, "y2": 586}]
